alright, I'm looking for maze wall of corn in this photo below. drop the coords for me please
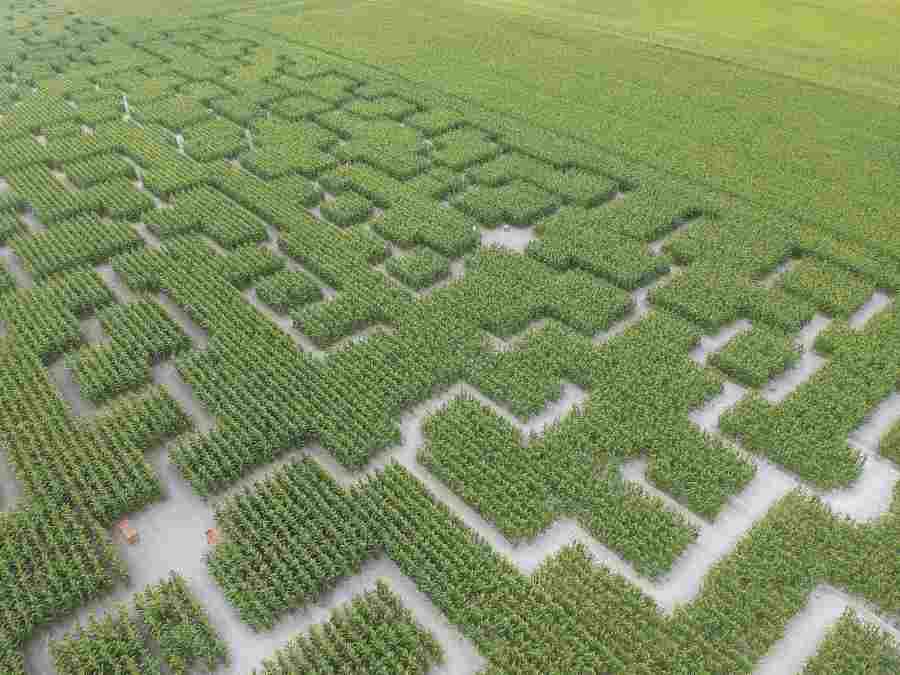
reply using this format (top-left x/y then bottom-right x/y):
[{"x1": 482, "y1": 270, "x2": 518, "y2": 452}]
[{"x1": 1, "y1": 1, "x2": 899, "y2": 672}]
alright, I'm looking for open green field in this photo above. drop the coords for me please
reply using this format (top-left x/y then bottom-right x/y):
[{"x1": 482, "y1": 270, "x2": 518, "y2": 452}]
[{"x1": 2, "y1": 0, "x2": 900, "y2": 672}]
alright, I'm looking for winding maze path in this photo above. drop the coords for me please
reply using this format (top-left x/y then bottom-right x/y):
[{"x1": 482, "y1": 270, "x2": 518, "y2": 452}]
[{"x1": 1, "y1": 1, "x2": 899, "y2": 672}]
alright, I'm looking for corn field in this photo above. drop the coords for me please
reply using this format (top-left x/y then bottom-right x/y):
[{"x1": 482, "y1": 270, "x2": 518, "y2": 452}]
[{"x1": 0, "y1": 0, "x2": 898, "y2": 671}]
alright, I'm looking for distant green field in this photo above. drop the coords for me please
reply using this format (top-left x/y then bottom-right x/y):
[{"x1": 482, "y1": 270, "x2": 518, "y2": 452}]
[
  {"x1": 281, "y1": 0, "x2": 900, "y2": 104},
  {"x1": 230, "y1": 0, "x2": 900, "y2": 254},
  {"x1": 93, "y1": 0, "x2": 878, "y2": 261},
  {"x1": 65, "y1": 0, "x2": 281, "y2": 18},
  {"x1": 71, "y1": 0, "x2": 900, "y2": 97},
  {"x1": 63, "y1": 0, "x2": 900, "y2": 254}
]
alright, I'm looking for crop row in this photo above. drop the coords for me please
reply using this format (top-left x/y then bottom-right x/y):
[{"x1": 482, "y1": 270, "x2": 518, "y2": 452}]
[
  {"x1": 460, "y1": 248, "x2": 634, "y2": 338},
  {"x1": 419, "y1": 396, "x2": 697, "y2": 576},
  {"x1": 241, "y1": 141, "x2": 337, "y2": 181},
  {"x1": 0, "y1": 91, "x2": 77, "y2": 144},
  {"x1": 134, "y1": 572, "x2": 229, "y2": 674},
  {"x1": 448, "y1": 252, "x2": 755, "y2": 519},
  {"x1": 224, "y1": 158, "x2": 480, "y2": 257},
  {"x1": 344, "y1": 95, "x2": 419, "y2": 122},
  {"x1": 528, "y1": 205, "x2": 669, "y2": 290},
  {"x1": 176, "y1": 79, "x2": 233, "y2": 106},
  {"x1": 384, "y1": 245, "x2": 451, "y2": 290},
  {"x1": 677, "y1": 492, "x2": 900, "y2": 670},
  {"x1": 291, "y1": 72, "x2": 358, "y2": 104},
  {"x1": 0, "y1": 135, "x2": 52, "y2": 173},
  {"x1": 0, "y1": 119, "x2": 109, "y2": 174},
  {"x1": 253, "y1": 115, "x2": 338, "y2": 153},
  {"x1": 648, "y1": 203, "x2": 900, "y2": 334},
  {"x1": 144, "y1": 185, "x2": 268, "y2": 249},
  {"x1": 431, "y1": 126, "x2": 501, "y2": 171},
  {"x1": 135, "y1": 233, "x2": 750, "y2": 520},
  {"x1": 181, "y1": 116, "x2": 247, "y2": 162},
  {"x1": 130, "y1": 93, "x2": 212, "y2": 133},
  {"x1": 208, "y1": 445, "x2": 900, "y2": 673},
  {"x1": 333, "y1": 118, "x2": 430, "y2": 180},
  {"x1": 69, "y1": 300, "x2": 191, "y2": 403},
  {"x1": 70, "y1": 95, "x2": 124, "y2": 126},
  {"x1": 210, "y1": 94, "x2": 270, "y2": 125},
  {"x1": 802, "y1": 609, "x2": 900, "y2": 674},
  {"x1": 252, "y1": 581, "x2": 442, "y2": 675},
  {"x1": 882, "y1": 420, "x2": 900, "y2": 464},
  {"x1": 153, "y1": 234, "x2": 744, "y2": 566},
  {"x1": 0, "y1": 265, "x2": 13, "y2": 295},
  {"x1": 111, "y1": 240, "x2": 325, "y2": 493},
  {"x1": 721, "y1": 301, "x2": 900, "y2": 488},
  {"x1": 780, "y1": 257, "x2": 877, "y2": 319},
  {"x1": 0, "y1": 267, "x2": 114, "y2": 360},
  {"x1": 168, "y1": 291, "x2": 411, "y2": 490},
  {"x1": 0, "y1": 273, "x2": 187, "y2": 525},
  {"x1": 41, "y1": 120, "x2": 85, "y2": 142},
  {"x1": 652, "y1": 259, "x2": 820, "y2": 334},
  {"x1": 0, "y1": 76, "x2": 677, "y2": 299},
  {"x1": 455, "y1": 180, "x2": 560, "y2": 227},
  {"x1": 12, "y1": 213, "x2": 141, "y2": 279},
  {"x1": 469, "y1": 152, "x2": 620, "y2": 206},
  {"x1": 102, "y1": 120, "x2": 210, "y2": 199},
  {"x1": 287, "y1": 270, "x2": 403, "y2": 348},
  {"x1": 63, "y1": 152, "x2": 135, "y2": 189},
  {"x1": 319, "y1": 190, "x2": 373, "y2": 227},
  {"x1": 709, "y1": 323, "x2": 799, "y2": 388},
  {"x1": 209, "y1": 458, "x2": 378, "y2": 629},
  {"x1": 0, "y1": 498, "x2": 127, "y2": 659},
  {"x1": 6, "y1": 164, "x2": 151, "y2": 223},
  {"x1": 271, "y1": 92, "x2": 333, "y2": 121},
  {"x1": 126, "y1": 225, "x2": 451, "y2": 487},
  {"x1": 6, "y1": 377, "x2": 188, "y2": 523},
  {"x1": 109, "y1": 72, "x2": 185, "y2": 107},
  {"x1": 204, "y1": 460, "x2": 715, "y2": 672},
  {"x1": 211, "y1": 160, "x2": 322, "y2": 226},
  {"x1": 0, "y1": 207, "x2": 23, "y2": 244},
  {"x1": 215, "y1": 243, "x2": 285, "y2": 289},
  {"x1": 255, "y1": 268, "x2": 323, "y2": 312},
  {"x1": 50, "y1": 605, "x2": 160, "y2": 675}
]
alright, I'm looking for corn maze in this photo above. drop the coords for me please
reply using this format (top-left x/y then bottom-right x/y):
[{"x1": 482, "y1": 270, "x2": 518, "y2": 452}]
[{"x1": 1, "y1": 0, "x2": 899, "y2": 672}]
